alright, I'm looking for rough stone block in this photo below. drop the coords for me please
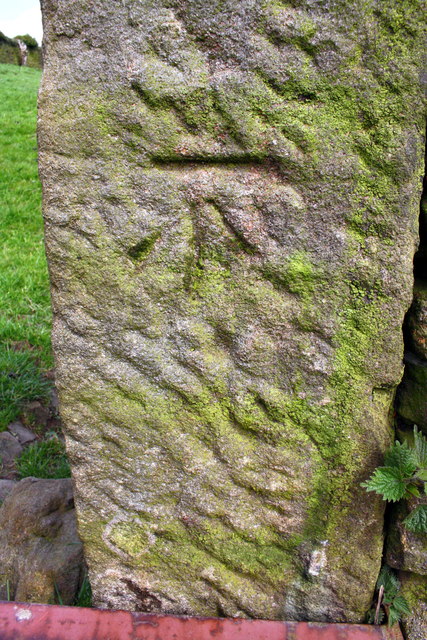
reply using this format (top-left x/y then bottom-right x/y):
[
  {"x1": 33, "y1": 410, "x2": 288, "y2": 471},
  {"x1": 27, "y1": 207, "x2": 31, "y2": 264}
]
[
  {"x1": 0, "y1": 477, "x2": 83, "y2": 605},
  {"x1": 0, "y1": 432, "x2": 23, "y2": 479},
  {"x1": 406, "y1": 282, "x2": 427, "y2": 361},
  {"x1": 38, "y1": 0, "x2": 427, "y2": 622},
  {"x1": 0, "y1": 479, "x2": 16, "y2": 503},
  {"x1": 399, "y1": 571, "x2": 427, "y2": 640},
  {"x1": 7, "y1": 421, "x2": 37, "y2": 446},
  {"x1": 387, "y1": 498, "x2": 427, "y2": 576},
  {"x1": 396, "y1": 355, "x2": 427, "y2": 432}
]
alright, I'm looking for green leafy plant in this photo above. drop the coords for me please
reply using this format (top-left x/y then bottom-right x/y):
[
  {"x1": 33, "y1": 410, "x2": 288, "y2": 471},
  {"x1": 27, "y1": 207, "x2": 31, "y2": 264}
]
[
  {"x1": 6, "y1": 580, "x2": 11, "y2": 602},
  {"x1": 367, "y1": 566, "x2": 410, "y2": 627},
  {"x1": 16, "y1": 435, "x2": 71, "y2": 479},
  {"x1": 74, "y1": 575, "x2": 92, "y2": 608},
  {"x1": 54, "y1": 582, "x2": 64, "y2": 605},
  {"x1": 362, "y1": 426, "x2": 427, "y2": 533}
]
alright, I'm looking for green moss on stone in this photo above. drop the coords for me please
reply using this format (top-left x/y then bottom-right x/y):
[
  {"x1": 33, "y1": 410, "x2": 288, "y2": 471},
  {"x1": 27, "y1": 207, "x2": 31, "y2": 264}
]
[{"x1": 128, "y1": 232, "x2": 161, "y2": 261}]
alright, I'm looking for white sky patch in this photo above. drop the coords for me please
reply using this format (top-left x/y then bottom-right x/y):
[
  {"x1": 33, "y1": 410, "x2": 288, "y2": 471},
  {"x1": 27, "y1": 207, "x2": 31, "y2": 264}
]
[{"x1": 1, "y1": 1, "x2": 43, "y2": 47}]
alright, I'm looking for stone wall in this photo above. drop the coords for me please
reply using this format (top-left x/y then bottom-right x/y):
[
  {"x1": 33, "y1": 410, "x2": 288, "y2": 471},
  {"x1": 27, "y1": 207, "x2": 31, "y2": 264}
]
[{"x1": 38, "y1": 0, "x2": 426, "y2": 623}]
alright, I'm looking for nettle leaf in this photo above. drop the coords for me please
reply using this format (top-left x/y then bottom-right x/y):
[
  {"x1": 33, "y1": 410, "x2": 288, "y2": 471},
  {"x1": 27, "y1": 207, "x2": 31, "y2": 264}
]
[
  {"x1": 388, "y1": 605, "x2": 402, "y2": 628},
  {"x1": 366, "y1": 608, "x2": 384, "y2": 625},
  {"x1": 417, "y1": 469, "x2": 427, "y2": 482},
  {"x1": 373, "y1": 567, "x2": 411, "y2": 627},
  {"x1": 414, "y1": 426, "x2": 427, "y2": 468},
  {"x1": 406, "y1": 484, "x2": 421, "y2": 498},
  {"x1": 388, "y1": 595, "x2": 411, "y2": 627},
  {"x1": 366, "y1": 609, "x2": 376, "y2": 624},
  {"x1": 384, "y1": 441, "x2": 417, "y2": 478},
  {"x1": 391, "y1": 595, "x2": 411, "y2": 616},
  {"x1": 362, "y1": 467, "x2": 407, "y2": 502},
  {"x1": 403, "y1": 505, "x2": 427, "y2": 534},
  {"x1": 376, "y1": 566, "x2": 400, "y2": 600},
  {"x1": 376, "y1": 610, "x2": 385, "y2": 625}
]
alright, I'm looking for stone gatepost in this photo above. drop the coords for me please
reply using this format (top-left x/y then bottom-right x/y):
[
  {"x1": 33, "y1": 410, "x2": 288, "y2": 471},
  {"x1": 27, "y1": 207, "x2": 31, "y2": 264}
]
[{"x1": 38, "y1": 0, "x2": 426, "y2": 622}]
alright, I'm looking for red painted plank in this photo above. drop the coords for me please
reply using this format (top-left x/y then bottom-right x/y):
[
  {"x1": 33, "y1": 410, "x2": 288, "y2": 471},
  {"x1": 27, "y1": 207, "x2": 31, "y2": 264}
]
[{"x1": 0, "y1": 602, "x2": 403, "y2": 640}]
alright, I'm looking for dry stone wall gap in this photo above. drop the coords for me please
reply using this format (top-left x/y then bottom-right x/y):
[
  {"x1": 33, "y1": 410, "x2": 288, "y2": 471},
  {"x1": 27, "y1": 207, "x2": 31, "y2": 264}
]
[{"x1": 388, "y1": 131, "x2": 427, "y2": 640}]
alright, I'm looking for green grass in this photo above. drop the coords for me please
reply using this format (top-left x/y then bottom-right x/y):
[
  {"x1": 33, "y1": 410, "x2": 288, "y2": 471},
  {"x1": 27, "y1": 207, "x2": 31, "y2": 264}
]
[
  {"x1": 0, "y1": 347, "x2": 51, "y2": 426},
  {"x1": 16, "y1": 434, "x2": 71, "y2": 479},
  {"x1": 54, "y1": 574, "x2": 93, "y2": 608},
  {"x1": 0, "y1": 63, "x2": 52, "y2": 429},
  {"x1": 74, "y1": 576, "x2": 93, "y2": 608}
]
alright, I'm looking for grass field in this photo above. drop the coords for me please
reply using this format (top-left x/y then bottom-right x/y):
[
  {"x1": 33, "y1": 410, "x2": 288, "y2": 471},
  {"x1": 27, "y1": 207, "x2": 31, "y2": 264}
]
[{"x1": 0, "y1": 63, "x2": 52, "y2": 429}]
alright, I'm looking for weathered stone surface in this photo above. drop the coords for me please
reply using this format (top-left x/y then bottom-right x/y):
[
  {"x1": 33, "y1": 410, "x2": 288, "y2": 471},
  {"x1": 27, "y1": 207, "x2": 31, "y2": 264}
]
[
  {"x1": 406, "y1": 282, "x2": 427, "y2": 361},
  {"x1": 0, "y1": 477, "x2": 83, "y2": 605},
  {"x1": 7, "y1": 421, "x2": 37, "y2": 446},
  {"x1": 22, "y1": 400, "x2": 50, "y2": 430},
  {"x1": 396, "y1": 354, "x2": 427, "y2": 432},
  {"x1": 39, "y1": 0, "x2": 426, "y2": 622},
  {"x1": 399, "y1": 571, "x2": 427, "y2": 640},
  {"x1": 386, "y1": 498, "x2": 427, "y2": 576},
  {"x1": 0, "y1": 479, "x2": 16, "y2": 503},
  {"x1": 397, "y1": 281, "x2": 427, "y2": 432},
  {"x1": 0, "y1": 432, "x2": 23, "y2": 479}
]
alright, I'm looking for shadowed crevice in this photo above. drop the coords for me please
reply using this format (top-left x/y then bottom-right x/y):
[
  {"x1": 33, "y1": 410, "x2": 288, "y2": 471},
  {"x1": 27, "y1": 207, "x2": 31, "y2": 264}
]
[{"x1": 395, "y1": 128, "x2": 427, "y2": 427}]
